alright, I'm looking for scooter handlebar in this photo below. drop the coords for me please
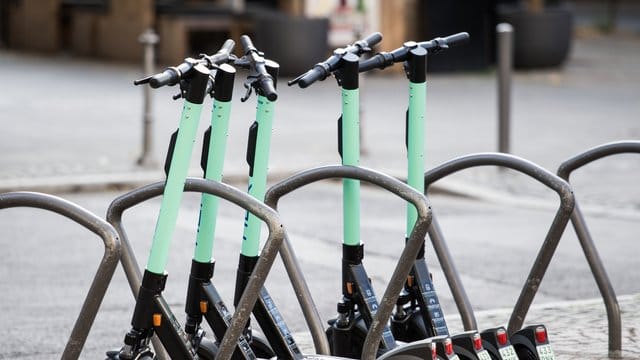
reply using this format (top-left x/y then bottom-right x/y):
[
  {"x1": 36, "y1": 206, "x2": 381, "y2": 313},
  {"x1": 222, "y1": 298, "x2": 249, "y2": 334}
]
[
  {"x1": 358, "y1": 52, "x2": 393, "y2": 73},
  {"x1": 358, "y1": 32, "x2": 471, "y2": 73},
  {"x1": 259, "y1": 75, "x2": 278, "y2": 101},
  {"x1": 357, "y1": 32, "x2": 383, "y2": 51},
  {"x1": 240, "y1": 35, "x2": 256, "y2": 54},
  {"x1": 148, "y1": 62, "x2": 191, "y2": 88},
  {"x1": 297, "y1": 64, "x2": 329, "y2": 89},
  {"x1": 219, "y1": 38, "x2": 235, "y2": 54},
  {"x1": 419, "y1": 32, "x2": 470, "y2": 51},
  {"x1": 147, "y1": 69, "x2": 178, "y2": 88},
  {"x1": 289, "y1": 32, "x2": 383, "y2": 88},
  {"x1": 237, "y1": 35, "x2": 278, "y2": 101},
  {"x1": 446, "y1": 32, "x2": 470, "y2": 45},
  {"x1": 136, "y1": 39, "x2": 236, "y2": 89},
  {"x1": 204, "y1": 39, "x2": 236, "y2": 66}
]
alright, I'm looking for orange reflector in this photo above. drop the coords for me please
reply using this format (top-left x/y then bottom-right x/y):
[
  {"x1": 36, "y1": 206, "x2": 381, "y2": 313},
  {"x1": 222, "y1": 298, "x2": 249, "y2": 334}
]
[
  {"x1": 153, "y1": 313, "x2": 162, "y2": 327},
  {"x1": 407, "y1": 275, "x2": 414, "y2": 287},
  {"x1": 200, "y1": 300, "x2": 208, "y2": 314},
  {"x1": 346, "y1": 282, "x2": 353, "y2": 295}
]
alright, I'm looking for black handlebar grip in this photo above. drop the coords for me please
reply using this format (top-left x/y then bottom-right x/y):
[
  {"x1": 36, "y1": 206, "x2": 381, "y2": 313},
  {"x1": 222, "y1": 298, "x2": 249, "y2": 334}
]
[
  {"x1": 149, "y1": 69, "x2": 178, "y2": 88},
  {"x1": 297, "y1": 67, "x2": 326, "y2": 89},
  {"x1": 358, "y1": 55, "x2": 386, "y2": 73},
  {"x1": 219, "y1": 39, "x2": 235, "y2": 55},
  {"x1": 259, "y1": 78, "x2": 278, "y2": 101},
  {"x1": 291, "y1": 32, "x2": 381, "y2": 88},
  {"x1": 444, "y1": 32, "x2": 470, "y2": 47},
  {"x1": 362, "y1": 32, "x2": 383, "y2": 48},
  {"x1": 239, "y1": 35, "x2": 255, "y2": 53}
]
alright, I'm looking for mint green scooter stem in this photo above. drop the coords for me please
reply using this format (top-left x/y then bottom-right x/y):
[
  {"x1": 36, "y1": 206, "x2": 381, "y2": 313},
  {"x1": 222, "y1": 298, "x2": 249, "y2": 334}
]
[
  {"x1": 117, "y1": 58, "x2": 215, "y2": 359},
  {"x1": 193, "y1": 99, "x2": 233, "y2": 263},
  {"x1": 341, "y1": 88, "x2": 361, "y2": 246},
  {"x1": 241, "y1": 95, "x2": 275, "y2": 256},
  {"x1": 146, "y1": 100, "x2": 205, "y2": 274},
  {"x1": 192, "y1": 63, "x2": 236, "y2": 263},
  {"x1": 406, "y1": 81, "x2": 426, "y2": 236}
]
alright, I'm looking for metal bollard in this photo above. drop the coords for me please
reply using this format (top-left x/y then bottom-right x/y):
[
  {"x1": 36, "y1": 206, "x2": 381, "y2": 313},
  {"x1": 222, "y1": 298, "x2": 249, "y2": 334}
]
[
  {"x1": 137, "y1": 28, "x2": 159, "y2": 168},
  {"x1": 497, "y1": 23, "x2": 513, "y2": 154},
  {"x1": 230, "y1": 0, "x2": 245, "y2": 13}
]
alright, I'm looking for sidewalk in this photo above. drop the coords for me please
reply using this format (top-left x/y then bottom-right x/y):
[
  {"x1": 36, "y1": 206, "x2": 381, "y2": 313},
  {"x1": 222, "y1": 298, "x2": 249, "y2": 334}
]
[
  {"x1": 1, "y1": 34, "x2": 639, "y2": 207},
  {"x1": 466, "y1": 294, "x2": 640, "y2": 360}
]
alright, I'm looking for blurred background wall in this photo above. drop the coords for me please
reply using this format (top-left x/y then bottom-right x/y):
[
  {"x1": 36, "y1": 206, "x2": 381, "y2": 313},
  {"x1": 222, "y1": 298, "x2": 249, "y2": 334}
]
[{"x1": 1, "y1": 0, "x2": 637, "y2": 72}]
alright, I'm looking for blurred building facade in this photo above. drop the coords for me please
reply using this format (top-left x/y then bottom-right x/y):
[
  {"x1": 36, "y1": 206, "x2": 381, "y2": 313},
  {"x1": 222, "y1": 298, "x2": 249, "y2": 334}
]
[
  {"x1": 1, "y1": 0, "x2": 414, "y2": 64},
  {"x1": 2, "y1": 1, "x2": 631, "y2": 69}
]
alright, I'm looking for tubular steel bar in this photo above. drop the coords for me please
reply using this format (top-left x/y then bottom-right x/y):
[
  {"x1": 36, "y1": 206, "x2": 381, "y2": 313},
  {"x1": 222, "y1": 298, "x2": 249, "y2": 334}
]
[
  {"x1": 427, "y1": 215, "x2": 478, "y2": 331},
  {"x1": 264, "y1": 165, "x2": 433, "y2": 360},
  {"x1": 423, "y1": 153, "x2": 575, "y2": 335},
  {"x1": 0, "y1": 191, "x2": 121, "y2": 360},
  {"x1": 106, "y1": 178, "x2": 285, "y2": 360},
  {"x1": 557, "y1": 140, "x2": 640, "y2": 180},
  {"x1": 557, "y1": 140, "x2": 640, "y2": 357}
]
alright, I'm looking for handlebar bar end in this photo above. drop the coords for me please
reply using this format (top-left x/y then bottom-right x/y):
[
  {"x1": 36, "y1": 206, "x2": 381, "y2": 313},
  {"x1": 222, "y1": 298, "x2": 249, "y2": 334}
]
[
  {"x1": 444, "y1": 32, "x2": 470, "y2": 46},
  {"x1": 363, "y1": 32, "x2": 383, "y2": 48},
  {"x1": 220, "y1": 39, "x2": 235, "y2": 54},
  {"x1": 239, "y1": 35, "x2": 256, "y2": 54}
]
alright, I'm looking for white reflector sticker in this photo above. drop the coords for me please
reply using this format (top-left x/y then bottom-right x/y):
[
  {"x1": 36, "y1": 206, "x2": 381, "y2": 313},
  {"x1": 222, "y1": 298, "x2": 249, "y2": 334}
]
[
  {"x1": 477, "y1": 350, "x2": 492, "y2": 360},
  {"x1": 537, "y1": 344, "x2": 555, "y2": 360},
  {"x1": 498, "y1": 346, "x2": 519, "y2": 360}
]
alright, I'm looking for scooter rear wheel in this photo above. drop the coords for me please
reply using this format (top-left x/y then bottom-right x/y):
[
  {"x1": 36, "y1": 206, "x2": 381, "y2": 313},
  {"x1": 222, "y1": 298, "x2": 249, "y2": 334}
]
[{"x1": 250, "y1": 333, "x2": 277, "y2": 359}]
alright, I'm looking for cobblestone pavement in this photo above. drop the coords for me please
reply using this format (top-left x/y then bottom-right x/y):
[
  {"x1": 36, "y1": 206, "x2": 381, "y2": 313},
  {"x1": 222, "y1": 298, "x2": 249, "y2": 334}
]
[
  {"x1": 452, "y1": 295, "x2": 640, "y2": 360},
  {"x1": 289, "y1": 295, "x2": 640, "y2": 359}
]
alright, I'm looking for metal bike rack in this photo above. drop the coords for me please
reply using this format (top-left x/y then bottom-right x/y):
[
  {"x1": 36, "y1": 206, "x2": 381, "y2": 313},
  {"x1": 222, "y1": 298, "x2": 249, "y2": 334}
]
[
  {"x1": 106, "y1": 178, "x2": 286, "y2": 360},
  {"x1": 422, "y1": 153, "x2": 575, "y2": 336},
  {"x1": 264, "y1": 165, "x2": 433, "y2": 360},
  {"x1": 426, "y1": 216, "x2": 478, "y2": 332},
  {"x1": 0, "y1": 191, "x2": 121, "y2": 360},
  {"x1": 556, "y1": 140, "x2": 640, "y2": 357}
]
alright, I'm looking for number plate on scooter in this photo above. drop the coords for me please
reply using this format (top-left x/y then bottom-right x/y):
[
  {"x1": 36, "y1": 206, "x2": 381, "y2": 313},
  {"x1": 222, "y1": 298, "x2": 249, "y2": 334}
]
[
  {"x1": 498, "y1": 346, "x2": 519, "y2": 360},
  {"x1": 477, "y1": 350, "x2": 492, "y2": 360},
  {"x1": 536, "y1": 344, "x2": 555, "y2": 360}
]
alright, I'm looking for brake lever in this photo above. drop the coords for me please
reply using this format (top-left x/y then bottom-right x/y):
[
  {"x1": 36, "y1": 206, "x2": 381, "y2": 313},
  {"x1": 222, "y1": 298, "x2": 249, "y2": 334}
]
[
  {"x1": 134, "y1": 75, "x2": 153, "y2": 86},
  {"x1": 288, "y1": 73, "x2": 304, "y2": 87},
  {"x1": 357, "y1": 45, "x2": 372, "y2": 54},
  {"x1": 233, "y1": 56, "x2": 251, "y2": 70},
  {"x1": 431, "y1": 39, "x2": 449, "y2": 54},
  {"x1": 206, "y1": 75, "x2": 216, "y2": 98},
  {"x1": 172, "y1": 79, "x2": 189, "y2": 101},
  {"x1": 199, "y1": 53, "x2": 239, "y2": 68},
  {"x1": 241, "y1": 77, "x2": 255, "y2": 102}
]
